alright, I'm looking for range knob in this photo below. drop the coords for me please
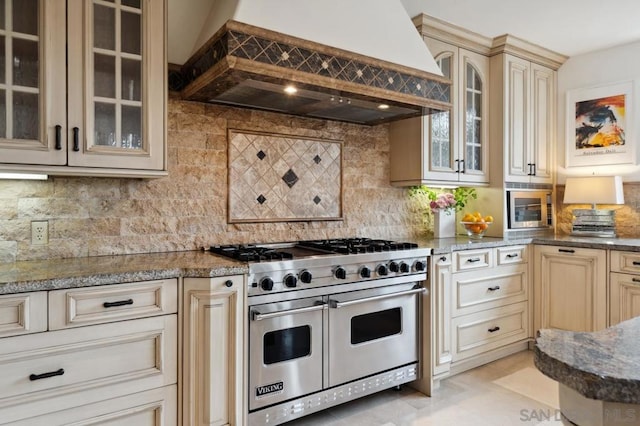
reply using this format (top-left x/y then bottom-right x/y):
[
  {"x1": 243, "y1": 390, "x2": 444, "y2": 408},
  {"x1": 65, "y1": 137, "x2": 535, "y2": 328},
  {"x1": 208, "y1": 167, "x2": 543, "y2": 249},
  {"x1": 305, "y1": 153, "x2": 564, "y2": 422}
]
[
  {"x1": 389, "y1": 261, "x2": 399, "y2": 272},
  {"x1": 299, "y1": 269, "x2": 313, "y2": 284},
  {"x1": 360, "y1": 266, "x2": 371, "y2": 278},
  {"x1": 283, "y1": 274, "x2": 298, "y2": 288},
  {"x1": 400, "y1": 262, "x2": 410, "y2": 273},
  {"x1": 260, "y1": 277, "x2": 274, "y2": 291},
  {"x1": 414, "y1": 260, "x2": 426, "y2": 272},
  {"x1": 377, "y1": 264, "x2": 388, "y2": 276},
  {"x1": 335, "y1": 267, "x2": 347, "y2": 280}
]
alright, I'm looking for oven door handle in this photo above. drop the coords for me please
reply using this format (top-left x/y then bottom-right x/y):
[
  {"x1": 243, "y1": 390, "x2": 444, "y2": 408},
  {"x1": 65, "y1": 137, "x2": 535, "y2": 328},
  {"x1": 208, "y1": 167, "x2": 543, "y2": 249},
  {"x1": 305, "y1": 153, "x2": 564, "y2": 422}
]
[
  {"x1": 251, "y1": 303, "x2": 327, "y2": 321},
  {"x1": 330, "y1": 287, "x2": 426, "y2": 309}
]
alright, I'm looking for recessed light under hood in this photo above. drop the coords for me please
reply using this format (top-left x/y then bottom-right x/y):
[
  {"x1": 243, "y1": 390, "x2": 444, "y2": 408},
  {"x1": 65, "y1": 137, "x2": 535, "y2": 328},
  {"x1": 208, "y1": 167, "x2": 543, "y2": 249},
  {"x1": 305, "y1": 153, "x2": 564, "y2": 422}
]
[{"x1": 169, "y1": 1, "x2": 451, "y2": 125}]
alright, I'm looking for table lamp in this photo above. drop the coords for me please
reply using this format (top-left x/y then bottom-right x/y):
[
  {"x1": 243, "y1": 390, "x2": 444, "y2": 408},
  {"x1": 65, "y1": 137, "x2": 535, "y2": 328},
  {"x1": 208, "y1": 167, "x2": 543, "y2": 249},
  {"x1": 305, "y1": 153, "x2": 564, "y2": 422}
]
[{"x1": 563, "y1": 176, "x2": 624, "y2": 237}]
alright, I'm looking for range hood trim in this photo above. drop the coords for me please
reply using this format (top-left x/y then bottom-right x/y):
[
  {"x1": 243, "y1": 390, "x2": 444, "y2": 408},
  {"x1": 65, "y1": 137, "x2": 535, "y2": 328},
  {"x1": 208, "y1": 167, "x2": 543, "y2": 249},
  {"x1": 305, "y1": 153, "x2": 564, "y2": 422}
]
[{"x1": 177, "y1": 20, "x2": 452, "y2": 124}]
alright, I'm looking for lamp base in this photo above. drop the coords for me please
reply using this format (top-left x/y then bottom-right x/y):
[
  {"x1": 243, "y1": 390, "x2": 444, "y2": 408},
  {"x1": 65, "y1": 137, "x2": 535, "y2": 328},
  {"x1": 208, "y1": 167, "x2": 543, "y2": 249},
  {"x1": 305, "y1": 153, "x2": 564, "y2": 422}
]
[{"x1": 570, "y1": 209, "x2": 617, "y2": 238}]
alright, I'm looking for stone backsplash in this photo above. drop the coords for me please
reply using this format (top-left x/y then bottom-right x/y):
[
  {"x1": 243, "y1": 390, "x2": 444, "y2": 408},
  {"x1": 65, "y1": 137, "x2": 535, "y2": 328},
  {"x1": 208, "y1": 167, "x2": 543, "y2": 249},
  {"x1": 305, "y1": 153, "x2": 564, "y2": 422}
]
[{"x1": 0, "y1": 99, "x2": 425, "y2": 262}]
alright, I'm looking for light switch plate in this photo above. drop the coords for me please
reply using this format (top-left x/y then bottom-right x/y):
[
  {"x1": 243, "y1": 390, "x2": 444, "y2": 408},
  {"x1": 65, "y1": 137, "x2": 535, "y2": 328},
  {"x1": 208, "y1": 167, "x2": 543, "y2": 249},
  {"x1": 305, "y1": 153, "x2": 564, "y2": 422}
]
[{"x1": 31, "y1": 221, "x2": 48, "y2": 245}]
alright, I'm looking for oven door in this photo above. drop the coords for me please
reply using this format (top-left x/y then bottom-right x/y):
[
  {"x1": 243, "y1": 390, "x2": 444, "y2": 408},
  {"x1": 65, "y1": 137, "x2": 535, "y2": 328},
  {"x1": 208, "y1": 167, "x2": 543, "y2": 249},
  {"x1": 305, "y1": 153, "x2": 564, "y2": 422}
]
[
  {"x1": 249, "y1": 297, "x2": 325, "y2": 411},
  {"x1": 327, "y1": 283, "x2": 424, "y2": 387}
]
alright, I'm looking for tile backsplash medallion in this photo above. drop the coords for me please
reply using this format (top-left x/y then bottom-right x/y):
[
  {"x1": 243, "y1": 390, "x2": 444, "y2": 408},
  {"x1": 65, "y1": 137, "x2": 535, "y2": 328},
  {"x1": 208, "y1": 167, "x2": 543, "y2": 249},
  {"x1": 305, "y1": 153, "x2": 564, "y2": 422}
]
[{"x1": 0, "y1": 98, "x2": 424, "y2": 262}]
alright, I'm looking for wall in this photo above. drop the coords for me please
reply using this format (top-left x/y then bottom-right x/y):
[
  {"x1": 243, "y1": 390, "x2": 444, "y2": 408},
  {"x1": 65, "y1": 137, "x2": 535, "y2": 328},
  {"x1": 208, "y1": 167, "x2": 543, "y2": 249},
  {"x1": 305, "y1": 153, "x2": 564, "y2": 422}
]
[{"x1": 0, "y1": 99, "x2": 427, "y2": 263}]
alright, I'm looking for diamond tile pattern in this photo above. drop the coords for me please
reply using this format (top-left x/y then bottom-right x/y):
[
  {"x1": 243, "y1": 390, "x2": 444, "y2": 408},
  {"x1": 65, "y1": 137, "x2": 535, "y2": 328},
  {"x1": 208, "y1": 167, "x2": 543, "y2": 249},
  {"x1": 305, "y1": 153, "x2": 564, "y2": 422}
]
[
  {"x1": 176, "y1": 28, "x2": 450, "y2": 104},
  {"x1": 228, "y1": 130, "x2": 342, "y2": 222}
]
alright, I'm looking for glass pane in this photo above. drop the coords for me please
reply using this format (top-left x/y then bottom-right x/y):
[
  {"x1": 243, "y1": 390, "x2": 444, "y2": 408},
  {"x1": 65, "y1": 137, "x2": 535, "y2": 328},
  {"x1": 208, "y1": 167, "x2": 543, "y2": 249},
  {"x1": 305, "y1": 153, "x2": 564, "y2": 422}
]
[
  {"x1": 122, "y1": 0, "x2": 141, "y2": 8},
  {"x1": 13, "y1": 39, "x2": 39, "y2": 88},
  {"x1": 263, "y1": 326, "x2": 311, "y2": 365},
  {"x1": 466, "y1": 90, "x2": 474, "y2": 118},
  {"x1": 13, "y1": 0, "x2": 38, "y2": 36},
  {"x1": 474, "y1": 92, "x2": 482, "y2": 116},
  {"x1": 121, "y1": 59, "x2": 141, "y2": 101},
  {"x1": 121, "y1": 11, "x2": 141, "y2": 55},
  {"x1": 94, "y1": 53, "x2": 115, "y2": 98},
  {"x1": 0, "y1": 0, "x2": 5, "y2": 30},
  {"x1": 439, "y1": 56, "x2": 451, "y2": 79},
  {"x1": 122, "y1": 105, "x2": 141, "y2": 149},
  {"x1": 467, "y1": 64, "x2": 473, "y2": 88},
  {"x1": 13, "y1": 92, "x2": 38, "y2": 140},
  {"x1": 351, "y1": 308, "x2": 401, "y2": 344},
  {"x1": 0, "y1": 89, "x2": 5, "y2": 138},
  {"x1": 94, "y1": 4, "x2": 115, "y2": 50},
  {"x1": 0, "y1": 36, "x2": 4, "y2": 83},
  {"x1": 94, "y1": 102, "x2": 116, "y2": 146},
  {"x1": 474, "y1": 146, "x2": 482, "y2": 170},
  {"x1": 475, "y1": 70, "x2": 482, "y2": 89}
]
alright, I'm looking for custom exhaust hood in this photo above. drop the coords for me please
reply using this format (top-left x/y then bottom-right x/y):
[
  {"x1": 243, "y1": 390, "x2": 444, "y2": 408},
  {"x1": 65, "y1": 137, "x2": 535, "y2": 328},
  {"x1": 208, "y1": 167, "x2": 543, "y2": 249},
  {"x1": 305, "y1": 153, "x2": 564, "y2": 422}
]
[{"x1": 168, "y1": 0, "x2": 451, "y2": 125}]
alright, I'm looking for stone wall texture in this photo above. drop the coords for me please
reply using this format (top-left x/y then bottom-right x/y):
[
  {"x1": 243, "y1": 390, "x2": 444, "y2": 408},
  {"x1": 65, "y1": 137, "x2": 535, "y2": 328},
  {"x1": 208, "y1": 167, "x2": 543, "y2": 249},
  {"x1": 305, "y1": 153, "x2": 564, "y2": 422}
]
[{"x1": 0, "y1": 99, "x2": 426, "y2": 262}]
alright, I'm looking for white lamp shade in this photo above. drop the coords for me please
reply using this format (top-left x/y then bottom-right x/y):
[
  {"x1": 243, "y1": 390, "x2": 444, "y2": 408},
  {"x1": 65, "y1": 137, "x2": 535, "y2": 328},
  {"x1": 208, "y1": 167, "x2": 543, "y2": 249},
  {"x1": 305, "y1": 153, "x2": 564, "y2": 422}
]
[{"x1": 563, "y1": 176, "x2": 625, "y2": 205}]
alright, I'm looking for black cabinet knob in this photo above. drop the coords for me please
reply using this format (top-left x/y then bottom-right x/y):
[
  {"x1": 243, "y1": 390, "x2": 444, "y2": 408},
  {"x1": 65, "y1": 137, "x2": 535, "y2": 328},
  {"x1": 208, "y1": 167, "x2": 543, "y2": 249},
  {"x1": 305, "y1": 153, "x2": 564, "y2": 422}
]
[
  {"x1": 335, "y1": 267, "x2": 347, "y2": 280},
  {"x1": 260, "y1": 277, "x2": 274, "y2": 291},
  {"x1": 283, "y1": 274, "x2": 297, "y2": 288},
  {"x1": 299, "y1": 270, "x2": 313, "y2": 284},
  {"x1": 224, "y1": 280, "x2": 233, "y2": 288}
]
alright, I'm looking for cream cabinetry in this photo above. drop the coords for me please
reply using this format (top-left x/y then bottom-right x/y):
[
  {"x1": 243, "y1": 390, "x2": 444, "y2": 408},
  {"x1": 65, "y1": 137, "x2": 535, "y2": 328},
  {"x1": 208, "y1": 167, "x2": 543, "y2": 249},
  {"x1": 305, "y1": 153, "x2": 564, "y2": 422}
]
[
  {"x1": 181, "y1": 275, "x2": 245, "y2": 426},
  {"x1": 0, "y1": 0, "x2": 167, "y2": 178},
  {"x1": 429, "y1": 245, "x2": 529, "y2": 387},
  {"x1": 533, "y1": 245, "x2": 607, "y2": 332},
  {"x1": 389, "y1": 15, "x2": 491, "y2": 187},
  {"x1": 0, "y1": 279, "x2": 178, "y2": 425},
  {"x1": 0, "y1": 291, "x2": 47, "y2": 338},
  {"x1": 610, "y1": 251, "x2": 640, "y2": 325}
]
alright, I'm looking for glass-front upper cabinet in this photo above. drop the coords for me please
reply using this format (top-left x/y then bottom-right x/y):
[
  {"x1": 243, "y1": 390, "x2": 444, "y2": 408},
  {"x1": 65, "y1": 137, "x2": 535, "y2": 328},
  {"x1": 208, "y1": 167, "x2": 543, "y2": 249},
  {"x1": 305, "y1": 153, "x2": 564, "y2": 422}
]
[
  {"x1": 0, "y1": 0, "x2": 67, "y2": 165},
  {"x1": 426, "y1": 38, "x2": 489, "y2": 185},
  {"x1": 67, "y1": 0, "x2": 165, "y2": 171}
]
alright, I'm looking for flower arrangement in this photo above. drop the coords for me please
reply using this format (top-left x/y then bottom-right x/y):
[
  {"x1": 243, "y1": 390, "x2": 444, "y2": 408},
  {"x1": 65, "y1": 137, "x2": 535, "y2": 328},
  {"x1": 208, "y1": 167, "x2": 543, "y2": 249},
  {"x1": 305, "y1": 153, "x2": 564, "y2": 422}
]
[
  {"x1": 408, "y1": 186, "x2": 477, "y2": 216},
  {"x1": 429, "y1": 192, "x2": 457, "y2": 213}
]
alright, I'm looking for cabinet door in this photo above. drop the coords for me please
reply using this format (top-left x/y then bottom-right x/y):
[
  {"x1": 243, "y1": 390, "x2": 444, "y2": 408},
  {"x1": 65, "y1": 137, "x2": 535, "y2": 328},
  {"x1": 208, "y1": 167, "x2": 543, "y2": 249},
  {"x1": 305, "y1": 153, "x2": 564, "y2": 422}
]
[
  {"x1": 504, "y1": 55, "x2": 531, "y2": 183},
  {"x1": 610, "y1": 272, "x2": 640, "y2": 325},
  {"x1": 67, "y1": 0, "x2": 165, "y2": 170},
  {"x1": 182, "y1": 276, "x2": 244, "y2": 426},
  {"x1": 0, "y1": 0, "x2": 67, "y2": 165},
  {"x1": 431, "y1": 254, "x2": 452, "y2": 377},
  {"x1": 534, "y1": 245, "x2": 607, "y2": 332},
  {"x1": 529, "y1": 63, "x2": 555, "y2": 183}
]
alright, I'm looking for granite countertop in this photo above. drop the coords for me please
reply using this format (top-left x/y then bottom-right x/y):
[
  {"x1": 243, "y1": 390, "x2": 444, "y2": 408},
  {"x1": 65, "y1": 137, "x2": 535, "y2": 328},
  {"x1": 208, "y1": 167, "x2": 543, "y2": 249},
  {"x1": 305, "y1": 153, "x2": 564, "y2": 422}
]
[
  {"x1": 534, "y1": 317, "x2": 640, "y2": 404},
  {"x1": 0, "y1": 250, "x2": 248, "y2": 295}
]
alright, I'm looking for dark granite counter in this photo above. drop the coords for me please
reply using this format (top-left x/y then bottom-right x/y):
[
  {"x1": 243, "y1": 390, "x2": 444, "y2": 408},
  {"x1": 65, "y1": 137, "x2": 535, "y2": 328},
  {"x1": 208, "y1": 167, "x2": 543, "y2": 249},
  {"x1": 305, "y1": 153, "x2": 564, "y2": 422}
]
[
  {"x1": 0, "y1": 250, "x2": 248, "y2": 295},
  {"x1": 534, "y1": 317, "x2": 640, "y2": 404}
]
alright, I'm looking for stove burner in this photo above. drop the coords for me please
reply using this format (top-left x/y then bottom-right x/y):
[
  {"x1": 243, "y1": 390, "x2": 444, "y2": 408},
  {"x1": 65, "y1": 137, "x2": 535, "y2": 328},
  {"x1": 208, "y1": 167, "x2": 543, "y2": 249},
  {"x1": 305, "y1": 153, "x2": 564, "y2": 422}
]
[
  {"x1": 297, "y1": 238, "x2": 418, "y2": 254},
  {"x1": 210, "y1": 245, "x2": 294, "y2": 262}
]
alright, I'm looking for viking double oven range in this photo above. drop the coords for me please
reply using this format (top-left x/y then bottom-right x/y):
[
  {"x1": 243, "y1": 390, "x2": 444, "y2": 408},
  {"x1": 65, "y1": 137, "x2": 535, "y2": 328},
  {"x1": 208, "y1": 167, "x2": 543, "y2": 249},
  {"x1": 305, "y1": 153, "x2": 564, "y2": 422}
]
[{"x1": 210, "y1": 238, "x2": 430, "y2": 425}]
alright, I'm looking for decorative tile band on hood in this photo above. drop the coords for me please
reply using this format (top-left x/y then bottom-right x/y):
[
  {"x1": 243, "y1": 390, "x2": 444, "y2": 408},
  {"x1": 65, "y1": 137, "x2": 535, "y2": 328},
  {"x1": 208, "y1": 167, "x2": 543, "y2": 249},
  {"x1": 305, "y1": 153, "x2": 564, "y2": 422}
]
[{"x1": 168, "y1": 0, "x2": 451, "y2": 125}]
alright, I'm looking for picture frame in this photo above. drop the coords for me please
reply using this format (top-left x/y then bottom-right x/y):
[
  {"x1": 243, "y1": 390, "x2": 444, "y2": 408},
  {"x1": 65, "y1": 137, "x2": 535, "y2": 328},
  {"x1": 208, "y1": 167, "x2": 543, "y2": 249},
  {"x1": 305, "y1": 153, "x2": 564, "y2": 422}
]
[{"x1": 565, "y1": 80, "x2": 634, "y2": 168}]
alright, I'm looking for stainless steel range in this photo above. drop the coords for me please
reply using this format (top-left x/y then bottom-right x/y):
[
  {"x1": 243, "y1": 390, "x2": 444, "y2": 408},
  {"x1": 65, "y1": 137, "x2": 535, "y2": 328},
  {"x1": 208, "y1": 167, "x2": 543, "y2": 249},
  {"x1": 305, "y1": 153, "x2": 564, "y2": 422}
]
[{"x1": 210, "y1": 238, "x2": 430, "y2": 426}]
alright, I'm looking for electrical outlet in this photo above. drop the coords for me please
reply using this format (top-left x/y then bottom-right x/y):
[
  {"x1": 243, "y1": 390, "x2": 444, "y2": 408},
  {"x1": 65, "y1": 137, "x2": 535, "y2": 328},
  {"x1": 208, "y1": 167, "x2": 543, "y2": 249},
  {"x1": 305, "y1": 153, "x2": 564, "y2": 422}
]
[{"x1": 31, "y1": 221, "x2": 49, "y2": 245}]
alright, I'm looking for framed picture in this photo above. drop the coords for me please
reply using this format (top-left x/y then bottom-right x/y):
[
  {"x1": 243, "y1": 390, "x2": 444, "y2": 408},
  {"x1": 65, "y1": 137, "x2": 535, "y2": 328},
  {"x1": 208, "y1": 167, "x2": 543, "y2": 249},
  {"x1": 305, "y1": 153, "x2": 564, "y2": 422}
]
[{"x1": 565, "y1": 80, "x2": 634, "y2": 168}]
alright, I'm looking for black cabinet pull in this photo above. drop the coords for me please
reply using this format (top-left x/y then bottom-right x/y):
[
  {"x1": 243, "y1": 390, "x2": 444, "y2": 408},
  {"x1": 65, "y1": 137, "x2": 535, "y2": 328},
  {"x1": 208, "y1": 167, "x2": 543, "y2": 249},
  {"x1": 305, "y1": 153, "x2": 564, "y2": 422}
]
[
  {"x1": 558, "y1": 249, "x2": 575, "y2": 253},
  {"x1": 54, "y1": 125, "x2": 62, "y2": 150},
  {"x1": 527, "y1": 163, "x2": 533, "y2": 176},
  {"x1": 488, "y1": 286, "x2": 501, "y2": 291},
  {"x1": 632, "y1": 261, "x2": 640, "y2": 266},
  {"x1": 224, "y1": 280, "x2": 233, "y2": 288},
  {"x1": 439, "y1": 256, "x2": 447, "y2": 262},
  {"x1": 103, "y1": 299, "x2": 134, "y2": 308},
  {"x1": 72, "y1": 127, "x2": 80, "y2": 151},
  {"x1": 532, "y1": 163, "x2": 536, "y2": 176},
  {"x1": 506, "y1": 253, "x2": 518, "y2": 258},
  {"x1": 632, "y1": 278, "x2": 640, "y2": 283},
  {"x1": 29, "y1": 368, "x2": 64, "y2": 381},
  {"x1": 459, "y1": 159, "x2": 465, "y2": 173},
  {"x1": 454, "y1": 159, "x2": 460, "y2": 173},
  {"x1": 488, "y1": 326, "x2": 500, "y2": 333},
  {"x1": 467, "y1": 258, "x2": 481, "y2": 263}
]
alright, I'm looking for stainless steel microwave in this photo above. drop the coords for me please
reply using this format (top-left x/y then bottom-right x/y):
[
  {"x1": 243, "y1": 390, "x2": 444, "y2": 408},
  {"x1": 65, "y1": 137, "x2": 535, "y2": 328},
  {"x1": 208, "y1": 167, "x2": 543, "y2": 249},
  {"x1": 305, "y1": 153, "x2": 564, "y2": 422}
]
[{"x1": 507, "y1": 190, "x2": 553, "y2": 229}]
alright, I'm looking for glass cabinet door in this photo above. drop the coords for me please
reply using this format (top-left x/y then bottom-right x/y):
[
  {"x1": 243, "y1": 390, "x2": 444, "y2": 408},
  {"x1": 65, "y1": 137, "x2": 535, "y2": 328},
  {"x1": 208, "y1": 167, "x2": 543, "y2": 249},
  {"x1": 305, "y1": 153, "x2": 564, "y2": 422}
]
[
  {"x1": 67, "y1": 0, "x2": 165, "y2": 171},
  {"x1": 430, "y1": 54, "x2": 454, "y2": 173},
  {"x1": 0, "y1": 0, "x2": 67, "y2": 165},
  {"x1": 464, "y1": 62, "x2": 483, "y2": 174}
]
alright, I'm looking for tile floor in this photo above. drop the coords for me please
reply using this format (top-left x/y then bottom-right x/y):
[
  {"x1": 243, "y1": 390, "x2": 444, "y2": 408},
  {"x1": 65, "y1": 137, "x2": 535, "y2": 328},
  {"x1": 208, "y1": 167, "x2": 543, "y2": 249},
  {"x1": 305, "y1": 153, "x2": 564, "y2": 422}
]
[{"x1": 286, "y1": 350, "x2": 572, "y2": 425}]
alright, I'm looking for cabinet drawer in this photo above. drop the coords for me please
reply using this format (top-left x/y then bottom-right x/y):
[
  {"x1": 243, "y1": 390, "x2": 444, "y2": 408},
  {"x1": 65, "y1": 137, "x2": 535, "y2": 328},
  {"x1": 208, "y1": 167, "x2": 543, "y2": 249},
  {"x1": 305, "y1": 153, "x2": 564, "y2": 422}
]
[
  {"x1": 6, "y1": 385, "x2": 177, "y2": 426},
  {"x1": 0, "y1": 315, "x2": 177, "y2": 420},
  {"x1": 453, "y1": 248, "x2": 493, "y2": 272},
  {"x1": 451, "y1": 302, "x2": 528, "y2": 361},
  {"x1": 496, "y1": 245, "x2": 528, "y2": 265},
  {"x1": 610, "y1": 251, "x2": 640, "y2": 274},
  {"x1": 453, "y1": 264, "x2": 528, "y2": 317},
  {"x1": 49, "y1": 279, "x2": 178, "y2": 330},
  {"x1": 0, "y1": 292, "x2": 47, "y2": 338}
]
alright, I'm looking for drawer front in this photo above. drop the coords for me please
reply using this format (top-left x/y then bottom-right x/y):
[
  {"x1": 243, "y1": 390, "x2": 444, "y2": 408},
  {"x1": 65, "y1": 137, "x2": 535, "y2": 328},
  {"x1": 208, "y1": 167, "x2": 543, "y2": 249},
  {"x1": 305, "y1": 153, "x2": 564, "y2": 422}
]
[
  {"x1": 452, "y1": 302, "x2": 528, "y2": 361},
  {"x1": 6, "y1": 385, "x2": 176, "y2": 426},
  {"x1": 453, "y1": 264, "x2": 528, "y2": 317},
  {"x1": 496, "y1": 245, "x2": 528, "y2": 265},
  {"x1": 0, "y1": 315, "x2": 177, "y2": 411},
  {"x1": 610, "y1": 251, "x2": 640, "y2": 274},
  {"x1": 453, "y1": 248, "x2": 493, "y2": 272},
  {"x1": 49, "y1": 279, "x2": 178, "y2": 329},
  {"x1": 0, "y1": 292, "x2": 47, "y2": 338}
]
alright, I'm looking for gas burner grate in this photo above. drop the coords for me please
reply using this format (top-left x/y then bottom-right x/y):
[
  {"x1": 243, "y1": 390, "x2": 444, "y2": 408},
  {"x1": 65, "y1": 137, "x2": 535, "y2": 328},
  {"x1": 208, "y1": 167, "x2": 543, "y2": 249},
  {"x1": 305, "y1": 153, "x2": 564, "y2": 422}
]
[
  {"x1": 297, "y1": 238, "x2": 418, "y2": 254},
  {"x1": 209, "y1": 245, "x2": 294, "y2": 262}
]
